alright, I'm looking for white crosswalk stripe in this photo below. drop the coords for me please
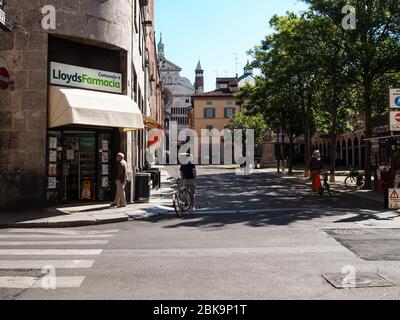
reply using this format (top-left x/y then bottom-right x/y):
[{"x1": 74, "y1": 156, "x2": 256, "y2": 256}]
[
  {"x1": 0, "y1": 228, "x2": 118, "y2": 289},
  {"x1": 0, "y1": 234, "x2": 114, "y2": 239},
  {"x1": 0, "y1": 240, "x2": 109, "y2": 246},
  {"x1": 0, "y1": 249, "x2": 103, "y2": 255},
  {"x1": 6, "y1": 229, "x2": 119, "y2": 235},
  {"x1": 0, "y1": 260, "x2": 95, "y2": 269},
  {"x1": 0, "y1": 277, "x2": 85, "y2": 289}
]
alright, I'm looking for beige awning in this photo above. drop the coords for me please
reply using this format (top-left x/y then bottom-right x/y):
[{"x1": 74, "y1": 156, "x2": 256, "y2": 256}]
[
  {"x1": 48, "y1": 86, "x2": 144, "y2": 129},
  {"x1": 144, "y1": 116, "x2": 164, "y2": 131}
]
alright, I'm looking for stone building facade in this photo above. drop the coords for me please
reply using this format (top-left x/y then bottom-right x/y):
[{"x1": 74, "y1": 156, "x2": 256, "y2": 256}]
[
  {"x1": 157, "y1": 36, "x2": 195, "y2": 133},
  {"x1": 0, "y1": 0, "x2": 160, "y2": 212},
  {"x1": 191, "y1": 77, "x2": 242, "y2": 163}
]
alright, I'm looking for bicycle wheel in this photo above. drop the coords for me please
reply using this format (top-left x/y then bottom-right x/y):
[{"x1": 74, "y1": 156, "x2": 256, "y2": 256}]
[
  {"x1": 173, "y1": 194, "x2": 183, "y2": 217},
  {"x1": 357, "y1": 176, "x2": 365, "y2": 189},
  {"x1": 345, "y1": 176, "x2": 357, "y2": 188},
  {"x1": 178, "y1": 189, "x2": 192, "y2": 212}
]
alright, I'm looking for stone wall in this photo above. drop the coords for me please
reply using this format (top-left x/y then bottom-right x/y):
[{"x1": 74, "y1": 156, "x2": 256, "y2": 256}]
[{"x1": 0, "y1": 0, "x2": 134, "y2": 211}]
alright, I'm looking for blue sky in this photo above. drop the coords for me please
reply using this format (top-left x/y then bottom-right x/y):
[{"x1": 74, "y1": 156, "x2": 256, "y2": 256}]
[{"x1": 154, "y1": 0, "x2": 309, "y2": 92}]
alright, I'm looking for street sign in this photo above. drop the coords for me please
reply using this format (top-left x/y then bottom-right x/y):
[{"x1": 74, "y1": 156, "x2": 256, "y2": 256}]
[
  {"x1": 389, "y1": 189, "x2": 400, "y2": 209},
  {"x1": 390, "y1": 89, "x2": 400, "y2": 108},
  {"x1": 389, "y1": 112, "x2": 400, "y2": 132},
  {"x1": 0, "y1": 67, "x2": 10, "y2": 90}
]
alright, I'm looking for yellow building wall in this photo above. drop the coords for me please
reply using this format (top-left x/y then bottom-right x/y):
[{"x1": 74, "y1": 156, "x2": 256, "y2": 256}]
[{"x1": 193, "y1": 97, "x2": 241, "y2": 135}]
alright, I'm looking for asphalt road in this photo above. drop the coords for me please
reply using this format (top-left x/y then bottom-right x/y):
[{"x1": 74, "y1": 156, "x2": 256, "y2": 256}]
[{"x1": 1, "y1": 167, "x2": 400, "y2": 300}]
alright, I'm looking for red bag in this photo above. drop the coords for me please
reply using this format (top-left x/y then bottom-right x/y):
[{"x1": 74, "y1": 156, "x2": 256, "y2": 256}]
[{"x1": 312, "y1": 172, "x2": 322, "y2": 190}]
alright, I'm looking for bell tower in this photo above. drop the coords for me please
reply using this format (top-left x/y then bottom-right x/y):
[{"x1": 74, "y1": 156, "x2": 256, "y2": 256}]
[
  {"x1": 195, "y1": 60, "x2": 204, "y2": 93},
  {"x1": 158, "y1": 33, "x2": 165, "y2": 59}
]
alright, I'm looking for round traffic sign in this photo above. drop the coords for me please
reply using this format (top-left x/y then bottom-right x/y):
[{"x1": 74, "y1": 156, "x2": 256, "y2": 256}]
[
  {"x1": 0, "y1": 67, "x2": 10, "y2": 90},
  {"x1": 395, "y1": 113, "x2": 400, "y2": 123},
  {"x1": 395, "y1": 96, "x2": 400, "y2": 107}
]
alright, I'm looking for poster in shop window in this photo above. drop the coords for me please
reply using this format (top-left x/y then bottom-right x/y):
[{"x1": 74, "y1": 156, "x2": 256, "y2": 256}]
[
  {"x1": 48, "y1": 177, "x2": 57, "y2": 189},
  {"x1": 62, "y1": 163, "x2": 70, "y2": 176},
  {"x1": 66, "y1": 150, "x2": 74, "y2": 160},
  {"x1": 102, "y1": 152, "x2": 109, "y2": 163},
  {"x1": 102, "y1": 176, "x2": 109, "y2": 188},
  {"x1": 102, "y1": 140, "x2": 109, "y2": 151},
  {"x1": 102, "y1": 164, "x2": 109, "y2": 175},
  {"x1": 48, "y1": 164, "x2": 57, "y2": 177},
  {"x1": 49, "y1": 151, "x2": 57, "y2": 162},
  {"x1": 49, "y1": 137, "x2": 57, "y2": 149}
]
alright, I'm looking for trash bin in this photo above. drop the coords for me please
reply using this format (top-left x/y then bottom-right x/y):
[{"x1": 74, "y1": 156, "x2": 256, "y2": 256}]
[{"x1": 135, "y1": 173, "x2": 151, "y2": 203}]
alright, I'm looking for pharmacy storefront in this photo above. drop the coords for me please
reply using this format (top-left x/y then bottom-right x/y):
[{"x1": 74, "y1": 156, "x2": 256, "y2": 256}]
[{"x1": 46, "y1": 37, "x2": 143, "y2": 204}]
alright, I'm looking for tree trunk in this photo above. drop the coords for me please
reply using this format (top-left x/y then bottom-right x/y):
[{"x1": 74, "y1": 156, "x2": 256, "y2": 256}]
[
  {"x1": 302, "y1": 90, "x2": 310, "y2": 177},
  {"x1": 277, "y1": 129, "x2": 281, "y2": 173},
  {"x1": 288, "y1": 134, "x2": 294, "y2": 175},
  {"x1": 330, "y1": 89, "x2": 338, "y2": 183},
  {"x1": 364, "y1": 76, "x2": 373, "y2": 190},
  {"x1": 281, "y1": 131, "x2": 285, "y2": 172},
  {"x1": 329, "y1": 129, "x2": 337, "y2": 183}
]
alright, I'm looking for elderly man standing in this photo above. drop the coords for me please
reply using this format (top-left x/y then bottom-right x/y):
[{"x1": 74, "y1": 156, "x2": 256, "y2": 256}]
[{"x1": 111, "y1": 153, "x2": 128, "y2": 208}]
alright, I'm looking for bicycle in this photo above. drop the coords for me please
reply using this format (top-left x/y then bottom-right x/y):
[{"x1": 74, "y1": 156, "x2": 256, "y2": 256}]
[
  {"x1": 345, "y1": 168, "x2": 365, "y2": 189},
  {"x1": 319, "y1": 171, "x2": 332, "y2": 197},
  {"x1": 168, "y1": 177, "x2": 192, "y2": 217}
]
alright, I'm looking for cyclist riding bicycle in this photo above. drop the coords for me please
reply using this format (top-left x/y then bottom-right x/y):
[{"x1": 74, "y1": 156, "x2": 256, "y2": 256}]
[{"x1": 180, "y1": 153, "x2": 197, "y2": 211}]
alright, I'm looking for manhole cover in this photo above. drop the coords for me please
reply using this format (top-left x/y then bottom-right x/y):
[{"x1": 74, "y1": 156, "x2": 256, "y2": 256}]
[{"x1": 322, "y1": 273, "x2": 396, "y2": 289}]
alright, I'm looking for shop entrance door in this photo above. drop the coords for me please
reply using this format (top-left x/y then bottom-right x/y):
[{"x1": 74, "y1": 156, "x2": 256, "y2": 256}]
[{"x1": 63, "y1": 132, "x2": 96, "y2": 201}]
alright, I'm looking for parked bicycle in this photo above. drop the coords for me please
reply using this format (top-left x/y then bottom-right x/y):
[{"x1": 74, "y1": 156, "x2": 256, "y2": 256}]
[
  {"x1": 168, "y1": 177, "x2": 192, "y2": 217},
  {"x1": 319, "y1": 171, "x2": 332, "y2": 197},
  {"x1": 345, "y1": 168, "x2": 365, "y2": 189}
]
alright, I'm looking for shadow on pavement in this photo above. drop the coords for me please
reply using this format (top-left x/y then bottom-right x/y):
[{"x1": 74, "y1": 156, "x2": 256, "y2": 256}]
[{"x1": 143, "y1": 170, "x2": 386, "y2": 229}]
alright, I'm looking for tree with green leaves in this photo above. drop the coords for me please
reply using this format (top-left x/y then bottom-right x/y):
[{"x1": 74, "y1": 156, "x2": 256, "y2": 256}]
[
  {"x1": 225, "y1": 111, "x2": 267, "y2": 149},
  {"x1": 303, "y1": 0, "x2": 400, "y2": 188}
]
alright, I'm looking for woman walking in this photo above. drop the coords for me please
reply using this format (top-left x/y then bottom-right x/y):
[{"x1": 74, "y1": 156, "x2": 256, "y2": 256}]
[{"x1": 309, "y1": 150, "x2": 323, "y2": 194}]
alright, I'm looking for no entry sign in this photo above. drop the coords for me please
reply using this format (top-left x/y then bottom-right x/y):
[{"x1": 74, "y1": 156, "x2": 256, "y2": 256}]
[
  {"x1": 390, "y1": 112, "x2": 400, "y2": 132},
  {"x1": 0, "y1": 67, "x2": 10, "y2": 90}
]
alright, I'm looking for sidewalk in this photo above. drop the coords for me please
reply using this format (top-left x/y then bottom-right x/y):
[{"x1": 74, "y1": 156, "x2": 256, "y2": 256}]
[
  {"x1": 258, "y1": 168, "x2": 384, "y2": 205},
  {"x1": 0, "y1": 169, "x2": 174, "y2": 229},
  {"x1": 331, "y1": 175, "x2": 384, "y2": 205}
]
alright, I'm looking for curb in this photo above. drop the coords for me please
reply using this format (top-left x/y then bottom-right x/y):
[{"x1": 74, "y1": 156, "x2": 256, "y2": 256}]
[{"x1": 0, "y1": 215, "x2": 130, "y2": 229}]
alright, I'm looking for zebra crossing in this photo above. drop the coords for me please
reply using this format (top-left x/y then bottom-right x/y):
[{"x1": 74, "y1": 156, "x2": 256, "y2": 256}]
[{"x1": 0, "y1": 228, "x2": 118, "y2": 290}]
